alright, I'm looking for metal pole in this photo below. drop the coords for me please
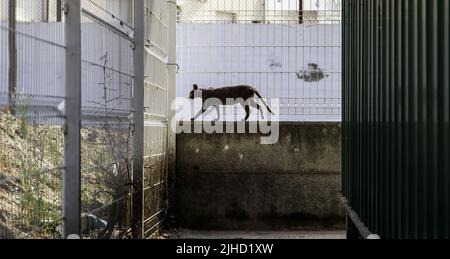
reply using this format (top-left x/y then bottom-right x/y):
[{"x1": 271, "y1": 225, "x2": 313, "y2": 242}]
[
  {"x1": 57, "y1": 0, "x2": 62, "y2": 22},
  {"x1": 8, "y1": 0, "x2": 17, "y2": 115},
  {"x1": 299, "y1": 0, "x2": 303, "y2": 24},
  {"x1": 166, "y1": 0, "x2": 177, "y2": 221},
  {"x1": 42, "y1": 0, "x2": 49, "y2": 22},
  {"x1": 132, "y1": 0, "x2": 145, "y2": 239},
  {"x1": 63, "y1": 0, "x2": 81, "y2": 239}
]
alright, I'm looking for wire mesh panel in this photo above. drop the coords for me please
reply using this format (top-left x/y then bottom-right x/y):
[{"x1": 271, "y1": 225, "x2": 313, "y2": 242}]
[
  {"x1": 176, "y1": 0, "x2": 342, "y2": 121},
  {"x1": 79, "y1": 0, "x2": 134, "y2": 239},
  {"x1": 142, "y1": 0, "x2": 171, "y2": 238},
  {"x1": 0, "y1": 0, "x2": 64, "y2": 239}
]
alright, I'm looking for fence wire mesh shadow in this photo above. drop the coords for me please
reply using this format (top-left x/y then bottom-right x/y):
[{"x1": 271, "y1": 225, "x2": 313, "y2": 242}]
[
  {"x1": 176, "y1": 0, "x2": 342, "y2": 122},
  {"x1": 1, "y1": 0, "x2": 175, "y2": 239}
]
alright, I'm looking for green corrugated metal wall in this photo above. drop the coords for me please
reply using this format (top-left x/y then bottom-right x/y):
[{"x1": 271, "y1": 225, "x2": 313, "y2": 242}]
[{"x1": 343, "y1": 0, "x2": 450, "y2": 239}]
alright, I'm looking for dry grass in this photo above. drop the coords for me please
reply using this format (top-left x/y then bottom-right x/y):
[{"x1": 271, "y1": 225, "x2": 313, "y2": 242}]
[
  {"x1": 0, "y1": 108, "x2": 135, "y2": 239},
  {"x1": 0, "y1": 109, "x2": 63, "y2": 238}
]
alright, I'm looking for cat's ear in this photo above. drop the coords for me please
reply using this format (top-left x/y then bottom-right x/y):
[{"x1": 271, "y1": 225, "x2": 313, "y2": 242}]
[{"x1": 193, "y1": 84, "x2": 199, "y2": 90}]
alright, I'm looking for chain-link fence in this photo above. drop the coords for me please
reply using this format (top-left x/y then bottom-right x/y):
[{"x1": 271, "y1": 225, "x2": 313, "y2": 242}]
[
  {"x1": 79, "y1": 0, "x2": 134, "y2": 239},
  {"x1": 1, "y1": 0, "x2": 65, "y2": 239},
  {"x1": 142, "y1": 0, "x2": 171, "y2": 239},
  {"x1": 177, "y1": 0, "x2": 341, "y2": 24},
  {"x1": 176, "y1": 0, "x2": 342, "y2": 122},
  {"x1": 1, "y1": 0, "x2": 176, "y2": 239}
]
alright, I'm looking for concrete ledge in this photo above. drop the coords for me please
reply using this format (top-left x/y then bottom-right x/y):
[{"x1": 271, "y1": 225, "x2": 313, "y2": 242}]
[{"x1": 175, "y1": 122, "x2": 344, "y2": 230}]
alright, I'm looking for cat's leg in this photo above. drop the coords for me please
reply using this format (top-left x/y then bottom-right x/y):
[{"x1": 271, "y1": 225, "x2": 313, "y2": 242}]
[
  {"x1": 238, "y1": 102, "x2": 251, "y2": 121},
  {"x1": 238, "y1": 101, "x2": 248, "y2": 121},
  {"x1": 214, "y1": 105, "x2": 221, "y2": 121},
  {"x1": 244, "y1": 105, "x2": 250, "y2": 121},
  {"x1": 249, "y1": 99, "x2": 264, "y2": 120},
  {"x1": 191, "y1": 108, "x2": 207, "y2": 121}
]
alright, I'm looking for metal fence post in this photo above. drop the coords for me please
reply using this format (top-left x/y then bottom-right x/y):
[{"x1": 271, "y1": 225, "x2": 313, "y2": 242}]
[
  {"x1": 57, "y1": 0, "x2": 62, "y2": 22},
  {"x1": 63, "y1": 0, "x2": 81, "y2": 238},
  {"x1": 132, "y1": 0, "x2": 145, "y2": 239},
  {"x1": 8, "y1": 0, "x2": 17, "y2": 114},
  {"x1": 167, "y1": 0, "x2": 177, "y2": 221}
]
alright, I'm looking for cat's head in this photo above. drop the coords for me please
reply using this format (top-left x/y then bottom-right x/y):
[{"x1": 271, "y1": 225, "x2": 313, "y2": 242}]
[{"x1": 189, "y1": 84, "x2": 199, "y2": 99}]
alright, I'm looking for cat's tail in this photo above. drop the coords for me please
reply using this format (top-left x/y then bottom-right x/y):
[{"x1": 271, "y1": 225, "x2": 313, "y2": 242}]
[{"x1": 254, "y1": 91, "x2": 275, "y2": 115}]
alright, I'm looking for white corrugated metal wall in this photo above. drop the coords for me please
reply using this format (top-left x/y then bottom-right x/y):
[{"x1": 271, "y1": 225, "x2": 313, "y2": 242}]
[{"x1": 176, "y1": 0, "x2": 342, "y2": 122}]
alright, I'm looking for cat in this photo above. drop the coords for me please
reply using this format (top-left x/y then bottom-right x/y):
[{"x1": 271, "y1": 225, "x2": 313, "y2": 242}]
[{"x1": 189, "y1": 84, "x2": 274, "y2": 121}]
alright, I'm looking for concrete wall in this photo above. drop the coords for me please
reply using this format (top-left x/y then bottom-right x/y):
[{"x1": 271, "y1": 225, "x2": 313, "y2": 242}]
[{"x1": 175, "y1": 122, "x2": 344, "y2": 230}]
